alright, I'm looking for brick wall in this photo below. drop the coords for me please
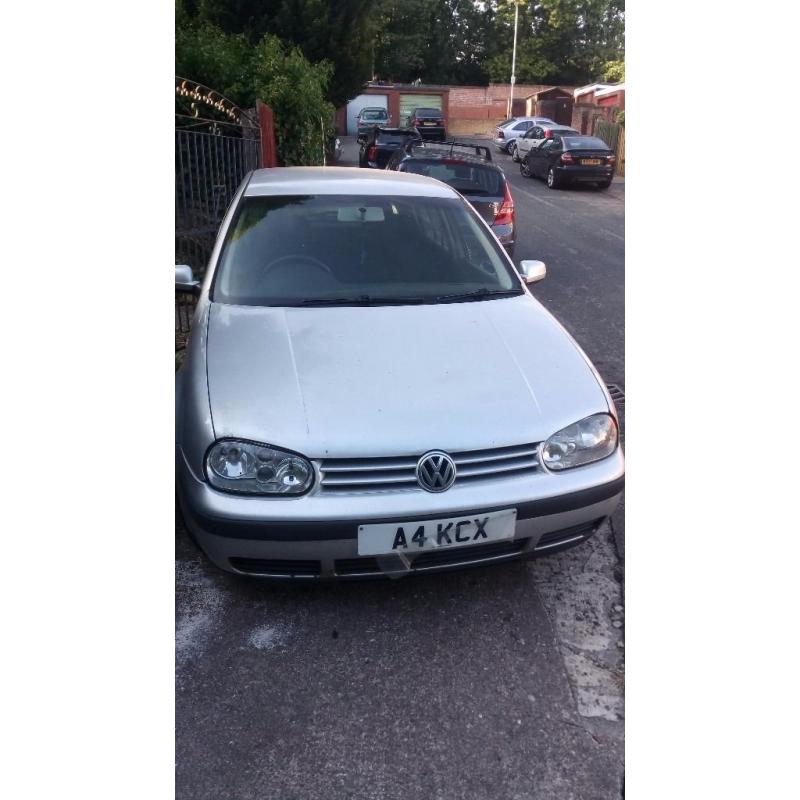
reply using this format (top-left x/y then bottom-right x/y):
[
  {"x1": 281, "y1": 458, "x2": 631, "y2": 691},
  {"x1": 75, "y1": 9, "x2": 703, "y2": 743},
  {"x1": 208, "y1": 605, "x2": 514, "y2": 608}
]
[
  {"x1": 571, "y1": 103, "x2": 597, "y2": 134},
  {"x1": 448, "y1": 118, "x2": 498, "y2": 136},
  {"x1": 447, "y1": 83, "x2": 558, "y2": 129},
  {"x1": 449, "y1": 86, "x2": 490, "y2": 106}
]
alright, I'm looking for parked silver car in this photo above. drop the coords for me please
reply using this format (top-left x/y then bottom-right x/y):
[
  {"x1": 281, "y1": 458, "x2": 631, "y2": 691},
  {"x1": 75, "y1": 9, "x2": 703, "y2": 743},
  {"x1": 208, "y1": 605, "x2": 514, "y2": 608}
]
[
  {"x1": 356, "y1": 107, "x2": 391, "y2": 141},
  {"x1": 175, "y1": 168, "x2": 624, "y2": 579},
  {"x1": 493, "y1": 117, "x2": 556, "y2": 154},
  {"x1": 513, "y1": 124, "x2": 580, "y2": 162}
]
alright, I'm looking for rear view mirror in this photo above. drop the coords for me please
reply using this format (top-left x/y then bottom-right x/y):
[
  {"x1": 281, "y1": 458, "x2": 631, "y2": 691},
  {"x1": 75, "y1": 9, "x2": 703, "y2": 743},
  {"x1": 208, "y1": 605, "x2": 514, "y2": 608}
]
[
  {"x1": 176, "y1": 264, "x2": 200, "y2": 294},
  {"x1": 337, "y1": 206, "x2": 385, "y2": 222},
  {"x1": 518, "y1": 260, "x2": 546, "y2": 285}
]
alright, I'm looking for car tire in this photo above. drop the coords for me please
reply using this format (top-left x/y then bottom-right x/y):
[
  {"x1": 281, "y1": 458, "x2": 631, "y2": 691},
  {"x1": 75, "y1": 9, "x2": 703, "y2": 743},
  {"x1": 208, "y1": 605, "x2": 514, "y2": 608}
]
[
  {"x1": 505, "y1": 140, "x2": 515, "y2": 154},
  {"x1": 520, "y1": 157, "x2": 532, "y2": 178},
  {"x1": 511, "y1": 143, "x2": 520, "y2": 162},
  {"x1": 546, "y1": 167, "x2": 562, "y2": 189}
]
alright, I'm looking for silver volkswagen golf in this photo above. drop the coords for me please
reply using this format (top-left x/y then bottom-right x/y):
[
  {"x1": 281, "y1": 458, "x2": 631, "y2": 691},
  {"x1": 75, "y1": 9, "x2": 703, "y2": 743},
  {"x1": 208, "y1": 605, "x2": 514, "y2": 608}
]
[{"x1": 176, "y1": 167, "x2": 624, "y2": 579}]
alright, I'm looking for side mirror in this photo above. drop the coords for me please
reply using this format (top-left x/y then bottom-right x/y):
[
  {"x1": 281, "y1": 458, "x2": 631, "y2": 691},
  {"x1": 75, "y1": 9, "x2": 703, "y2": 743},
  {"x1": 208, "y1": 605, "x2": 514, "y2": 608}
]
[
  {"x1": 176, "y1": 264, "x2": 200, "y2": 294},
  {"x1": 518, "y1": 260, "x2": 546, "y2": 285}
]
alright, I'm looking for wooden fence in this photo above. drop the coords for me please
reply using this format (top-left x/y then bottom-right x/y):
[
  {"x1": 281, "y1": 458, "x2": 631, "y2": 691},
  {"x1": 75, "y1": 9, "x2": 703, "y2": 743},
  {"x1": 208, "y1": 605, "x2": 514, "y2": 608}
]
[{"x1": 593, "y1": 119, "x2": 625, "y2": 177}]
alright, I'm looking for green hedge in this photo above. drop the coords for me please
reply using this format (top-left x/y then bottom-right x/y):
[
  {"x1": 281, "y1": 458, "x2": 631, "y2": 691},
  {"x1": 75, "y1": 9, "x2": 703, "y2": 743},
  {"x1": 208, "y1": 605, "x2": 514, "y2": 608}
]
[{"x1": 176, "y1": 22, "x2": 334, "y2": 166}]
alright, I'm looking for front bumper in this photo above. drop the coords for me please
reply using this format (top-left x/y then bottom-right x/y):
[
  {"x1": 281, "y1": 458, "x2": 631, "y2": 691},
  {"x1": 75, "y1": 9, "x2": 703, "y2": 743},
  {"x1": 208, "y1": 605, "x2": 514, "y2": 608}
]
[{"x1": 177, "y1": 446, "x2": 624, "y2": 579}]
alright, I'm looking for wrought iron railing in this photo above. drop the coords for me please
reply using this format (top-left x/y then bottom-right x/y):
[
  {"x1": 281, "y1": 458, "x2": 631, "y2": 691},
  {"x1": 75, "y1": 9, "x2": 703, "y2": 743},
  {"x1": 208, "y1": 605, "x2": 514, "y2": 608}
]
[{"x1": 175, "y1": 78, "x2": 261, "y2": 350}]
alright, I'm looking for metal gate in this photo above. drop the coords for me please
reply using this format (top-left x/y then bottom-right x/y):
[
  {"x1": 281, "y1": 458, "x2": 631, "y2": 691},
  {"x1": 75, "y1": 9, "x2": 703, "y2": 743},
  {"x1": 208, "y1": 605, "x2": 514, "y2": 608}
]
[{"x1": 175, "y1": 77, "x2": 261, "y2": 278}]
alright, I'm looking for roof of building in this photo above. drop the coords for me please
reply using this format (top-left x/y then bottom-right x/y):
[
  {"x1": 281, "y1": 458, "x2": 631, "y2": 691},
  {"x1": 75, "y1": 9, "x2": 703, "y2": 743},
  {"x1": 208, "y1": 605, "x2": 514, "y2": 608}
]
[
  {"x1": 245, "y1": 167, "x2": 457, "y2": 198},
  {"x1": 594, "y1": 83, "x2": 625, "y2": 98},
  {"x1": 573, "y1": 83, "x2": 614, "y2": 98},
  {"x1": 525, "y1": 86, "x2": 573, "y2": 100}
]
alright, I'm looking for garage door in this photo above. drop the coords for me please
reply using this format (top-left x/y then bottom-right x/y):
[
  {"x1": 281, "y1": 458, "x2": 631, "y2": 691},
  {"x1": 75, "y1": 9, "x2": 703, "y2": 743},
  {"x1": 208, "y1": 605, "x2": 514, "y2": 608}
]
[
  {"x1": 346, "y1": 94, "x2": 389, "y2": 136},
  {"x1": 399, "y1": 94, "x2": 443, "y2": 127}
]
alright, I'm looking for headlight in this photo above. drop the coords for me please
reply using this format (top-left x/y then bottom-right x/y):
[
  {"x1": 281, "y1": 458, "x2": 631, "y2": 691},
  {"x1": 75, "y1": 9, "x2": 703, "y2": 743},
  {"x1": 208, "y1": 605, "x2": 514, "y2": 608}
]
[
  {"x1": 541, "y1": 413, "x2": 618, "y2": 471},
  {"x1": 206, "y1": 440, "x2": 314, "y2": 495}
]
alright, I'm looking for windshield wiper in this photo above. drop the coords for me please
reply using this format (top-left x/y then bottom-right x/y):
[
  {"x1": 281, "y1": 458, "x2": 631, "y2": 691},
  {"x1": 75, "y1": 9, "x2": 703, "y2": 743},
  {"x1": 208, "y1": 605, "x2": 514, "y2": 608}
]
[
  {"x1": 297, "y1": 295, "x2": 429, "y2": 306},
  {"x1": 433, "y1": 288, "x2": 522, "y2": 303},
  {"x1": 294, "y1": 289, "x2": 520, "y2": 306}
]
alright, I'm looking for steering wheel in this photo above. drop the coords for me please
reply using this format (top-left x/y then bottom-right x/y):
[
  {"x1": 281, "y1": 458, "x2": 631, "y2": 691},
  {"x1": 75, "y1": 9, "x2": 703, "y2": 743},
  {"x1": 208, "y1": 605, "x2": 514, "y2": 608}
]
[{"x1": 263, "y1": 254, "x2": 333, "y2": 275}]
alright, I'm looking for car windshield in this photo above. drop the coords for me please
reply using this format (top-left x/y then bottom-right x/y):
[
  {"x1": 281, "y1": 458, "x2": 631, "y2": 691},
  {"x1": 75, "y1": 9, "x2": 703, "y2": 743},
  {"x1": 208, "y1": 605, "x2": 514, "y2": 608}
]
[
  {"x1": 400, "y1": 161, "x2": 504, "y2": 196},
  {"x1": 361, "y1": 110, "x2": 387, "y2": 120},
  {"x1": 562, "y1": 136, "x2": 610, "y2": 149},
  {"x1": 213, "y1": 194, "x2": 520, "y2": 306},
  {"x1": 415, "y1": 108, "x2": 443, "y2": 118}
]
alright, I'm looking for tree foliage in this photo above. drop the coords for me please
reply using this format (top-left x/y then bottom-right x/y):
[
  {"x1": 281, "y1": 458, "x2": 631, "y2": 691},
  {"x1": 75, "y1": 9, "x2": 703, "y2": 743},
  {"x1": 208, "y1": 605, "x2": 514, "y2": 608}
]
[
  {"x1": 175, "y1": 10, "x2": 334, "y2": 165},
  {"x1": 179, "y1": 1, "x2": 624, "y2": 96},
  {"x1": 188, "y1": 0, "x2": 375, "y2": 107},
  {"x1": 373, "y1": 0, "x2": 495, "y2": 85},
  {"x1": 482, "y1": 0, "x2": 625, "y2": 86},
  {"x1": 602, "y1": 59, "x2": 625, "y2": 83}
]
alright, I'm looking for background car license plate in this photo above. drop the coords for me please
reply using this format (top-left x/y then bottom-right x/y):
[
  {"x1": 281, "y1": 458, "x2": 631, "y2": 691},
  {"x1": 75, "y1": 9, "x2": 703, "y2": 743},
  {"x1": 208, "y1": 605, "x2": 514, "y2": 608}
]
[
  {"x1": 423, "y1": 121, "x2": 436, "y2": 125},
  {"x1": 358, "y1": 508, "x2": 517, "y2": 556},
  {"x1": 581, "y1": 158, "x2": 602, "y2": 165}
]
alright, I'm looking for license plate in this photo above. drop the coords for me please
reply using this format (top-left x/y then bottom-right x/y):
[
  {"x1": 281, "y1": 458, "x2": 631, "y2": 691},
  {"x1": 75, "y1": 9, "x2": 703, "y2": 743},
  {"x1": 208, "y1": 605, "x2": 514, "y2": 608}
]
[
  {"x1": 358, "y1": 508, "x2": 517, "y2": 556},
  {"x1": 581, "y1": 158, "x2": 602, "y2": 165},
  {"x1": 423, "y1": 121, "x2": 436, "y2": 126}
]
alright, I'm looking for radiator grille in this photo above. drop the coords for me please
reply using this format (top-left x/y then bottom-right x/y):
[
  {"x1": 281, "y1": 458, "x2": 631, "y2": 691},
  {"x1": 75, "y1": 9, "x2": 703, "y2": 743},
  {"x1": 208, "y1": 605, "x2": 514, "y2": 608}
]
[{"x1": 319, "y1": 442, "x2": 541, "y2": 494}]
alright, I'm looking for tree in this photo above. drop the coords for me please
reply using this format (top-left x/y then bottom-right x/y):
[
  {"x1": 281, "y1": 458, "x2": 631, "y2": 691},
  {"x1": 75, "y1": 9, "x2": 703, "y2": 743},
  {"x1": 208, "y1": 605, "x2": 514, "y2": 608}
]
[
  {"x1": 484, "y1": 0, "x2": 625, "y2": 86},
  {"x1": 372, "y1": 0, "x2": 498, "y2": 85},
  {"x1": 602, "y1": 59, "x2": 625, "y2": 83},
  {"x1": 189, "y1": 0, "x2": 376, "y2": 107}
]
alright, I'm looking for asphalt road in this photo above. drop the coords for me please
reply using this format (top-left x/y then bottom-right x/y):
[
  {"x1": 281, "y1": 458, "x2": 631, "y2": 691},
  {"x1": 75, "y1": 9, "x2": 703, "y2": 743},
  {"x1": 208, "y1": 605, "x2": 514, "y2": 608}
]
[{"x1": 176, "y1": 137, "x2": 625, "y2": 799}]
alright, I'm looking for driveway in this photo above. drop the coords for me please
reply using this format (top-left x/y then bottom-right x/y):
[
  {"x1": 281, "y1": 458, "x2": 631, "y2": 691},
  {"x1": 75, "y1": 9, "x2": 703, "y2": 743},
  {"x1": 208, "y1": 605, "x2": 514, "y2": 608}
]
[{"x1": 176, "y1": 136, "x2": 625, "y2": 799}]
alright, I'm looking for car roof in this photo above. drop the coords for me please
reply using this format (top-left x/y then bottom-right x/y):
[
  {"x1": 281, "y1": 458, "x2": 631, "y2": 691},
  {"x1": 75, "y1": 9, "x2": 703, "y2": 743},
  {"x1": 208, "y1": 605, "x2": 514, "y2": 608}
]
[
  {"x1": 245, "y1": 167, "x2": 459, "y2": 198},
  {"x1": 502, "y1": 116, "x2": 556, "y2": 124},
  {"x1": 359, "y1": 107, "x2": 388, "y2": 113}
]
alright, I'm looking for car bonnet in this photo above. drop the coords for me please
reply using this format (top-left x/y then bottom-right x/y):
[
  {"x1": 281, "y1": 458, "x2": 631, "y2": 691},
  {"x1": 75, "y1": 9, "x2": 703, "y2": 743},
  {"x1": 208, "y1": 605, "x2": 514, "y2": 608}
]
[{"x1": 205, "y1": 295, "x2": 608, "y2": 458}]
